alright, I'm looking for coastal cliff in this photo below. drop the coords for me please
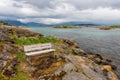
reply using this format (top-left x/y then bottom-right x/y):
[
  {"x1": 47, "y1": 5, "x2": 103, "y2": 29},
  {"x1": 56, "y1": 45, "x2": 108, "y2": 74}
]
[{"x1": 0, "y1": 23, "x2": 119, "y2": 80}]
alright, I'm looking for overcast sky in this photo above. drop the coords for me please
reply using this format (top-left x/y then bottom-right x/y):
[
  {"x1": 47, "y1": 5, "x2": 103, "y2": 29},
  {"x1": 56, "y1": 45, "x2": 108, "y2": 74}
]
[{"x1": 0, "y1": 0, "x2": 120, "y2": 24}]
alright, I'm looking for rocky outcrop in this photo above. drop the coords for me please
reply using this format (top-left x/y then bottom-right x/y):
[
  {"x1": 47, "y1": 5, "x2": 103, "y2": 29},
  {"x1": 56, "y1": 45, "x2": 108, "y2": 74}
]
[
  {"x1": 11, "y1": 27, "x2": 43, "y2": 37},
  {"x1": 0, "y1": 32, "x2": 12, "y2": 42},
  {"x1": 0, "y1": 25, "x2": 43, "y2": 38},
  {"x1": 0, "y1": 24, "x2": 119, "y2": 80},
  {"x1": 25, "y1": 53, "x2": 119, "y2": 80},
  {"x1": 0, "y1": 43, "x2": 19, "y2": 79}
]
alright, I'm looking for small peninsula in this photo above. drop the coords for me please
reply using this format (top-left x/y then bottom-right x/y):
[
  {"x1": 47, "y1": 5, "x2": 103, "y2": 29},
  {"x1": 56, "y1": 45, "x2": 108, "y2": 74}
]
[
  {"x1": 54, "y1": 25, "x2": 77, "y2": 28},
  {"x1": 99, "y1": 25, "x2": 120, "y2": 30}
]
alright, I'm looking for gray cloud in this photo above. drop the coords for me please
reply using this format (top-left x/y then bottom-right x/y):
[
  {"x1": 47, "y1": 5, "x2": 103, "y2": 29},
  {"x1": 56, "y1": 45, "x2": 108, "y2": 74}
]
[
  {"x1": 0, "y1": 0, "x2": 120, "y2": 24},
  {"x1": 16, "y1": 0, "x2": 120, "y2": 9}
]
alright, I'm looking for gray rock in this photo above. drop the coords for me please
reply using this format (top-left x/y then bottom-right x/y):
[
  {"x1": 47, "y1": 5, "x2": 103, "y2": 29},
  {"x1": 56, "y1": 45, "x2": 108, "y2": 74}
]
[
  {"x1": 0, "y1": 60, "x2": 7, "y2": 70},
  {"x1": 2, "y1": 59, "x2": 18, "y2": 77},
  {"x1": 54, "y1": 63, "x2": 77, "y2": 76},
  {"x1": 14, "y1": 28, "x2": 43, "y2": 37},
  {"x1": 64, "y1": 55, "x2": 108, "y2": 80},
  {"x1": 26, "y1": 66, "x2": 37, "y2": 72},
  {"x1": 63, "y1": 72, "x2": 89, "y2": 80},
  {"x1": 2, "y1": 68, "x2": 16, "y2": 77},
  {"x1": 63, "y1": 63, "x2": 77, "y2": 72},
  {"x1": 62, "y1": 39, "x2": 78, "y2": 47},
  {"x1": 81, "y1": 65, "x2": 106, "y2": 80},
  {"x1": 72, "y1": 48, "x2": 84, "y2": 55},
  {"x1": 0, "y1": 52, "x2": 3, "y2": 59},
  {"x1": 10, "y1": 58, "x2": 19, "y2": 67},
  {"x1": 2, "y1": 52, "x2": 12, "y2": 60},
  {"x1": 0, "y1": 32, "x2": 12, "y2": 41}
]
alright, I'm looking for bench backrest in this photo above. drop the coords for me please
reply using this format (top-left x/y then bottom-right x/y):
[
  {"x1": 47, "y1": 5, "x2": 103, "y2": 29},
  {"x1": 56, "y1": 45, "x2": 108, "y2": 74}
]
[{"x1": 24, "y1": 43, "x2": 52, "y2": 52}]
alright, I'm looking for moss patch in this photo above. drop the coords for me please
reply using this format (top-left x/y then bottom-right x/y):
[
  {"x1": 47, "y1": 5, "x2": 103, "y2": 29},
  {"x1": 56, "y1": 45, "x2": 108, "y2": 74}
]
[{"x1": 10, "y1": 72, "x2": 30, "y2": 80}]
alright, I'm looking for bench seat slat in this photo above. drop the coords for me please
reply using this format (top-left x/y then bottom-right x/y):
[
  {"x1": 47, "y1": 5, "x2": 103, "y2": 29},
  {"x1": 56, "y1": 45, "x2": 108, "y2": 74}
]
[
  {"x1": 25, "y1": 49, "x2": 55, "y2": 56},
  {"x1": 24, "y1": 46, "x2": 52, "y2": 52},
  {"x1": 24, "y1": 43, "x2": 51, "y2": 48},
  {"x1": 24, "y1": 43, "x2": 52, "y2": 52}
]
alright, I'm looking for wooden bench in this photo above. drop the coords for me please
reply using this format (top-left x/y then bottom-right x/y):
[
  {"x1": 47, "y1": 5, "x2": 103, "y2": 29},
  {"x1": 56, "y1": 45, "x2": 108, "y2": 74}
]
[{"x1": 24, "y1": 43, "x2": 55, "y2": 56}]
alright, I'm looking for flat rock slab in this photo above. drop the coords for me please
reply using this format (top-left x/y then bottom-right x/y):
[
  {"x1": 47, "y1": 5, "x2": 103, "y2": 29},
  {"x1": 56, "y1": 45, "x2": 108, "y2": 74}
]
[
  {"x1": 0, "y1": 60, "x2": 7, "y2": 70},
  {"x1": 54, "y1": 63, "x2": 76, "y2": 76},
  {"x1": 63, "y1": 72, "x2": 89, "y2": 80},
  {"x1": 65, "y1": 55, "x2": 108, "y2": 80},
  {"x1": 0, "y1": 32, "x2": 12, "y2": 41}
]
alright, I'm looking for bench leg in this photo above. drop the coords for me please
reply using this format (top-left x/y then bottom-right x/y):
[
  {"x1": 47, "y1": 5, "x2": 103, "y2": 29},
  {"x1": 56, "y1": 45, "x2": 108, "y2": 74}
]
[{"x1": 26, "y1": 56, "x2": 32, "y2": 64}]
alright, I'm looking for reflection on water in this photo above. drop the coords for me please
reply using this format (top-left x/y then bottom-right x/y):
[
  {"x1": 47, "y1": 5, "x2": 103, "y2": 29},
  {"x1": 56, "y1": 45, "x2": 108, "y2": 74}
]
[{"x1": 27, "y1": 27, "x2": 120, "y2": 77}]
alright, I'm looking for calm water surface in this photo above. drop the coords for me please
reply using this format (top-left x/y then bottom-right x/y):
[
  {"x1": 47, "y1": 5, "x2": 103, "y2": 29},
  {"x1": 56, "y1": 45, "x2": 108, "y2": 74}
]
[{"x1": 27, "y1": 26, "x2": 120, "y2": 76}]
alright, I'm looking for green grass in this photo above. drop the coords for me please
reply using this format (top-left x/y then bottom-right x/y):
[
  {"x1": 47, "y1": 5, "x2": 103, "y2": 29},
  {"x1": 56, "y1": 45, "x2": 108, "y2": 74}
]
[
  {"x1": 10, "y1": 59, "x2": 30, "y2": 80},
  {"x1": 14, "y1": 36, "x2": 61, "y2": 46},
  {"x1": 0, "y1": 73, "x2": 8, "y2": 80},
  {"x1": 100, "y1": 25, "x2": 120, "y2": 30},
  {"x1": 54, "y1": 25, "x2": 77, "y2": 28},
  {"x1": 10, "y1": 72, "x2": 30, "y2": 80},
  {"x1": 16, "y1": 52, "x2": 25, "y2": 62}
]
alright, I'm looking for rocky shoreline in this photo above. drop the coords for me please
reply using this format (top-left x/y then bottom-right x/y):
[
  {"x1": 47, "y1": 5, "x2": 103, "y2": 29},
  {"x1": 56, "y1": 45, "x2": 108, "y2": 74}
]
[{"x1": 0, "y1": 24, "x2": 119, "y2": 80}]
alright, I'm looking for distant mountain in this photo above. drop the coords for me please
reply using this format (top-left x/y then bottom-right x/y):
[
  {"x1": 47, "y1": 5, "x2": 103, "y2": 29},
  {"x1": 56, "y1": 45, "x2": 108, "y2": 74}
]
[
  {"x1": 1, "y1": 20, "x2": 100, "y2": 27},
  {"x1": 23, "y1": 22, "x2": 48, "y2": 26},
  {"x1": 2, "y1": 20, "x2": 48, "y2": 26},
  {"x1": 2, "y1": 20, "x2": 25, "y2": 26},
  {"x1": 53, "y1": 21, "x2": 100, "y2": 26}
]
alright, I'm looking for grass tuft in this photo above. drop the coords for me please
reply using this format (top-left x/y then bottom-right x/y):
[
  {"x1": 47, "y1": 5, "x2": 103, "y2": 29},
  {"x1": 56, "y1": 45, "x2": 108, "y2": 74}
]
[
  {"x1": 14, "y1": 36, "x2": 61, "y2": 46},
  {"x1": 16, "y1": 52, "x2": 25, "y2": 62},
  {"x1": 10, "y1": 72, "x2": 30, "y2": 80}
]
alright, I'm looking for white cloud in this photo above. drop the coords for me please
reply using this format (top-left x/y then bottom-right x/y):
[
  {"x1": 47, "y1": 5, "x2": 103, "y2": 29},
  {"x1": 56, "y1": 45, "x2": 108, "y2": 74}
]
[
  {"x1": 40, "y1": 18, "x2": 68, "y2": 24},
  {"x1": 18, "y1": 18, "x2": 68, "y2": 24},
  {"x1": 20, "y1": 7, "x2": 39, "y2": 16},
  {"x1": 0, "y1": 0, "x2": 120, "y2": 24}
]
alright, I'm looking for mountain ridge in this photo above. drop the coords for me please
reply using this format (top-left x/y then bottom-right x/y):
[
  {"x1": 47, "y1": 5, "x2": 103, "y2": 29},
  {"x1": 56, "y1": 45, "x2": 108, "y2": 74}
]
[{"x1": 1, "y1": 20, "x2": 100, "y2": 27}]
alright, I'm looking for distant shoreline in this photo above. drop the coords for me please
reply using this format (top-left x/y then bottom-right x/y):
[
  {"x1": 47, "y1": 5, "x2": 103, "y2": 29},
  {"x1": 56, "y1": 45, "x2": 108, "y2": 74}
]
[
  {"x1": 99, "y1": 25, "x2": 120, "y2": 30},
  {"x1": 54, "y1": 25, "x2": 77, "y2": 28}
]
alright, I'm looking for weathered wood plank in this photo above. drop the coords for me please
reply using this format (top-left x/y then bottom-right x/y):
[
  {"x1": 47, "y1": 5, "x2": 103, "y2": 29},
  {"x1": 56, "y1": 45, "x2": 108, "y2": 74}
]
[
  {"x1": 24, "y1": 43, "x2": 52, "y2": 52},
  {"x1": 24, "y1": 43, "x2": 55, "y2": 56},
  {"x1": 25, "y1": 49, "x2": 55, "y2": 56}
]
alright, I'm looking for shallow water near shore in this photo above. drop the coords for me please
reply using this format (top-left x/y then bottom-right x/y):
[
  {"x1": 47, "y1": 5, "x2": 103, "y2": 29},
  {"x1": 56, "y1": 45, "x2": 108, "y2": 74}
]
[{"x1": 27, "y1": 26, "x2": 120, "y2": 77}]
